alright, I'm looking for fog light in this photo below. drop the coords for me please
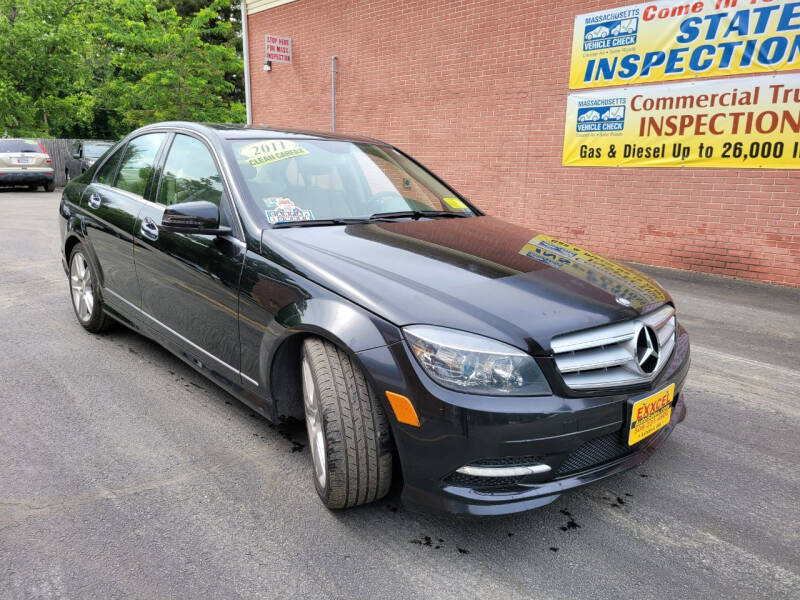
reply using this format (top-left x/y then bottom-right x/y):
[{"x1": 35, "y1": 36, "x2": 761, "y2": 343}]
[{"x1": 456, "y1": 463, "x2": 551, "y2": 477}]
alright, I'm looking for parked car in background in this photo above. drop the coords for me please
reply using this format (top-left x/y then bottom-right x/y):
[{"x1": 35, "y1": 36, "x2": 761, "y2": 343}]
[
  {"x1": 0, "y1": 139, "x2": 55, "y2": 191},
  {"x1": 66, "y1": 140, "x2": 114, "y2": 181},
  {"x1": 58, "y1": 122, "x2": 690, "y2": 516}
]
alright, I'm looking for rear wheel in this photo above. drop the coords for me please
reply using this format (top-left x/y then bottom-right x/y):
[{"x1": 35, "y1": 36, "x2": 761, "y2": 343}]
[
  {"x1": 44, "y1": 179, "x2": 55, "y2": 192},
  {"x1": 301, "y1": 337, "x2": 393, "y2": 509},
  {"x1": 69, "y1": 244, "x2": 112, "y2": 333}
]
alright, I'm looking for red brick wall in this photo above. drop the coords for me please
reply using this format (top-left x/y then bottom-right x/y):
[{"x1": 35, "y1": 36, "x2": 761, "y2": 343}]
[{"x1": 247, "y1": 0, "x2": 800, "y2": 287}]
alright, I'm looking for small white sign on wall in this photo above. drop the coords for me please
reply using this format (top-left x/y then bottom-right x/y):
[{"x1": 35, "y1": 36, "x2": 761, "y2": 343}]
[{"x1": 265, "y1": 34, "x2": 292, "y2": 64}]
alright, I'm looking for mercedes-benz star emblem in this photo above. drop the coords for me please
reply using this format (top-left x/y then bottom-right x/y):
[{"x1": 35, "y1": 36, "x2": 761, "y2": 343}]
[{"x1": 634, "y1": 324, "x2": 660, "y2": 374}]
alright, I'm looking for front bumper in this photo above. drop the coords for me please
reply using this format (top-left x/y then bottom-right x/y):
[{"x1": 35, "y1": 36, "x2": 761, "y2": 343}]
[
  {"x1": 0, "y1": 169, "x2": 54, "y2": 186},
  {"x1": 357, "y1": 324, "x2": 690, "y2": 516}
]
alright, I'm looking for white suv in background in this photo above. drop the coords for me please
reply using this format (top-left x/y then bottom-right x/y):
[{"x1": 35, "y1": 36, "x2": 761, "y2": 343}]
[{"x1": 0, "y1": 139, "x2": 55, "y2": 192}]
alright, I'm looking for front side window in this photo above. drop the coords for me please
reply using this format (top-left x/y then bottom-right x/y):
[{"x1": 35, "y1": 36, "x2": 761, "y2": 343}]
[
  {"x1": 115, "y1": 133, "x2": 166, "y2": 197},
  {"x1": 157, "y1": 134, "x2": 224, "y2": 208},
  {"x1": 228, "y1": 139, "x2": 475, "y2": 225}
]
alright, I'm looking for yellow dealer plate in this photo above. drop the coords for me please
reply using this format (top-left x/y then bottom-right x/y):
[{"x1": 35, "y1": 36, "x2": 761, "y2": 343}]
[{"x1": 628, "y1": 384, "x2": 674, "y2": 446}]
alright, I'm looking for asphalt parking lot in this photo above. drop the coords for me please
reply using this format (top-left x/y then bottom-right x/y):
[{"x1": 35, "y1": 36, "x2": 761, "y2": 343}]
[{"x1": 1, "y1": 189, "x2": 799, "y2": 599}]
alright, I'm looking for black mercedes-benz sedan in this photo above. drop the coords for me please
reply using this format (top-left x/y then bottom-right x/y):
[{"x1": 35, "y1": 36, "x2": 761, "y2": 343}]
[{"x1": 58, "y1": 122, "x2": 690, "y2": 516}]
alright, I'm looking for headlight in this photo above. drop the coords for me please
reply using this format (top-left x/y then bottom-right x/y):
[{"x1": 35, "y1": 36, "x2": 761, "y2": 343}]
[{"x1": 403, "y1": 325, "x2": 551, "y2": 396}]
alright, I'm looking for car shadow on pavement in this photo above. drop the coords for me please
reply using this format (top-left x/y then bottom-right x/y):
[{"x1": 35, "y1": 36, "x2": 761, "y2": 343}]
[{"x1": 93, "y1": 321, "x2": 661, "y2": 564}]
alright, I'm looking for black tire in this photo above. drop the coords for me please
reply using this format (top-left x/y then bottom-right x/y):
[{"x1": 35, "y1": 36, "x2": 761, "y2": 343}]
[
  {"x1": 301, "y1": 337, "x2": 393, "y2": 509},
  {"x1": 44, "y1": 179, "x2": 56, "y2": 192},
  {"x1": 68, "y1": 243, "x2": 113, "y2": 333}
]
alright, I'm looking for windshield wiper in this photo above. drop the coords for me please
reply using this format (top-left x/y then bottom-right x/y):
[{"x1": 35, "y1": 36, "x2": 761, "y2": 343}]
[
  {"x1": 272, "y1": 218, "x2": 374, "y2": 228},
  {"x1": 368, "y1": 210, "x2": 470, "y2": 220},
  {"x1": 272, "y1": 210, "x2": 471, "y2": 228}
]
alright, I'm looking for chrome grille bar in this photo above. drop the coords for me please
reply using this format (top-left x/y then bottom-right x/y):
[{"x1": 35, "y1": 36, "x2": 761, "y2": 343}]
[{"x1": 551, "y1": 305, "x2": 677, "y2": 391}]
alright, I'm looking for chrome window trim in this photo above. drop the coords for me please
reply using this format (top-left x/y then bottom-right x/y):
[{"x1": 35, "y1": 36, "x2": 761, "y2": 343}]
[
  {"x1": 90, "y1": 126, "x2": 247, "y2": 242},
  {"x1": 104, "y1": 288, "x2": 257, "y2": 387},
  {"x1": 137, "y1": 126, "x2": 247, "y2": 241}
]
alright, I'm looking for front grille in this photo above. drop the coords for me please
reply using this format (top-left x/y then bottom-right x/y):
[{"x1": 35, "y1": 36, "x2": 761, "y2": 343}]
[
  {"x1": 551, "y1": 305, "x2": 676, "y2": 390},
  {"x1": 443, "y1": 472, "x2": 524, "y2": 488},
  {"x1": 554, "y1": 433, "x2": 635, "y2": 477}
]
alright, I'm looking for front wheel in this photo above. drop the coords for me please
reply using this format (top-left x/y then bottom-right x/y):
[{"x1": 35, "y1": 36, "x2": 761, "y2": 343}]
[
  {"x1": 301, "y1": 338, "x2": 393, "y2": 509},
  {"x1": 68, "y1": 244, "x2": 112, "y2": 333}
]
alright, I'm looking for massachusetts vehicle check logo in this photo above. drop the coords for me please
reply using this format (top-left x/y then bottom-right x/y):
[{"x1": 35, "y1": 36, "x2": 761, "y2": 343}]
[
  {"x1": 583, "y1": 16, "x2": 638, "y2": 52},
  {"x1": 634, "y1": 324, "x2": 660, "y2": 374},
  {"x1": 576, "y1": 104, "x2": 625, "y2": 132}
]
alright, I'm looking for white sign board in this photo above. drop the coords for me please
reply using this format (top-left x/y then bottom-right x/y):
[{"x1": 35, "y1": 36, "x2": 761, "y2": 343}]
[{"x1": 265, "y1": 34, "x2": 292, "y2": 64}]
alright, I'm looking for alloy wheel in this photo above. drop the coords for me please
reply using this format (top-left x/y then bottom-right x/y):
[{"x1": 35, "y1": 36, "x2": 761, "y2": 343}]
[{"x1": 70, "y1": 252, "x2": 94, "y2": 323}]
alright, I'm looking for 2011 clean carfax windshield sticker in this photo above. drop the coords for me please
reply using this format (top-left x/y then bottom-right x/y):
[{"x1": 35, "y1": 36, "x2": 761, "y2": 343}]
[
  {"x1": 563, "y1": 73, "x2": 800, "y2": 168},
  {"x1": 239, "y1": 140, "x2": 309, "y2": 168},
  {"x1": 570, "y1": 0, "x2": 800, "y2": 89}
]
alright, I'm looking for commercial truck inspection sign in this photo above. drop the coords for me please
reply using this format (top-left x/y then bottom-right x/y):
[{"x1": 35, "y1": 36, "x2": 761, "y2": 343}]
[
  {"x1": 562, "y1": 73, "x2": 800, "y2": 168},
  {"x1": 570, "y1": 0, "x2": 800, "y2": 89}
]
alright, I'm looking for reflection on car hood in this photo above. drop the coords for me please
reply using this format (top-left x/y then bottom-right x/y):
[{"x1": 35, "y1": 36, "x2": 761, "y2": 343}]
[{"x1": 263, "y1": 216, "x2": 670, "y2": 353}]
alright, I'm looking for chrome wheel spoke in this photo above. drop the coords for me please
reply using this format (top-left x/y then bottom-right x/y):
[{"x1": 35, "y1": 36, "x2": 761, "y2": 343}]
[
  {"x1": 76, "y1": 256, "x2": 86, "y2": 280},
  {"x1": 83, "y1": 290, "x2": 94, "y2": 315},
  {"x1": 77, "y1": 294, "x2": 87, "y2": 318},
  {"x1": 302, "y1": 358, "x2": 326, "y2": 488}
]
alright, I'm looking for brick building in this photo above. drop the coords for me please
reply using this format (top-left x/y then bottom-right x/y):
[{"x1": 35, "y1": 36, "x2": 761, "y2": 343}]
[{"x1": 241, "y1": 0, "x2": 800, "y2": 287}]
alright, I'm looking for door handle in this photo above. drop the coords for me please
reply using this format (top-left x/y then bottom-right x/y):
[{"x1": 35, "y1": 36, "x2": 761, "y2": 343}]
[
  {"x1": 87, "y1": 193, "x2": 102, "y2": 210},
  {"x1": 140, "y1": 217, "x2": 159, "y2": 241}
]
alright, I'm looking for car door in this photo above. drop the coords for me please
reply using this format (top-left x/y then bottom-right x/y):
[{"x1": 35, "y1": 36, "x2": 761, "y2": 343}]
[
  {"x1": 133, "y1": 132, "x2": 245, "y2": 384},
  {"x1": 81, "y1": 132, "x2": 167, "y2": 322}
]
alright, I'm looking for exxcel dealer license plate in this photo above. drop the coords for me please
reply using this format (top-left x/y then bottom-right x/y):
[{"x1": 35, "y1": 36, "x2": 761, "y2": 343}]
[{"x1": 628, "y1": 384, "x2": 675, "y2": 446}]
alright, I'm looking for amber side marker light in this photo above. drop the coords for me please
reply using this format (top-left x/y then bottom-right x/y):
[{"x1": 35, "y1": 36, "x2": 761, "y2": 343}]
[{"x1": 385, "y1": 391, "x2": 420, "y2": 427}]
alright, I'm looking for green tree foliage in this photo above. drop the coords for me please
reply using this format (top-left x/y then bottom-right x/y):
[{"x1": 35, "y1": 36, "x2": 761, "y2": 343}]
[{"x1": 0, "y1": 0, "x2": 244, "y2": 139}]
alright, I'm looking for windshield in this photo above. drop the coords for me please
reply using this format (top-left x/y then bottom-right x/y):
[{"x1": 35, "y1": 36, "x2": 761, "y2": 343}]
[
  {"x1": 228, "y1": 139, "x2": 476, "y2": 225},
  {"x1": 84, "y1": 143, "x2": 112, "y2": 159}
]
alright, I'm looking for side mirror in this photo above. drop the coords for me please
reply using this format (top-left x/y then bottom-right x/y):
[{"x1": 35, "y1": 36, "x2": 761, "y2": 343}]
[{"x1": 161, "y1": 201, "x2": 231, "y2": 235}]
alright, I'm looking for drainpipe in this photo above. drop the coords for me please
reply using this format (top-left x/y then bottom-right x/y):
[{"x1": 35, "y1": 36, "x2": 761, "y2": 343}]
[
  {"x1": 331, "y1": 55, "x2": 338, "y2": 131},
  {"x1": 241, "y1": 1, "x2": 253, "y2": 125}
]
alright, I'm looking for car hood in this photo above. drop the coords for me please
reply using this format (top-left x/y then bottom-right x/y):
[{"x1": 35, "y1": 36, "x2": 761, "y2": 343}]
[{"x1": 262, "y1": 216, "x2": 671, "y2": 354}]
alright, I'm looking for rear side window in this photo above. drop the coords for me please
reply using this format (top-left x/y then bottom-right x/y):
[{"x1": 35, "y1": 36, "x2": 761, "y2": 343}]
[
  {"x1": 115, "y1": 133, "x2": 166, "y2": 197},
  {"x1": 96, "y1": 146, "x2": 123, "y2": 185},
  {"x1": 157, "y1": 134, "x2": 224, "y2": 208},
  {"x1": 0, "y1": 139, "x2": 42, "y2": 153}
]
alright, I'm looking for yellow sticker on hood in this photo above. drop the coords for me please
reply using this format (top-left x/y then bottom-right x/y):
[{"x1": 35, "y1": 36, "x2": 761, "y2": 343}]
[
  {"x1": 442, "y1": 197, "x2": 468, "y2": 210},
  {"x1": 519, "y1": 234, "x2": 666, "y2": 309},
  {"x1": 239, "y1": 140, "x2": 309, "y2": 168}
]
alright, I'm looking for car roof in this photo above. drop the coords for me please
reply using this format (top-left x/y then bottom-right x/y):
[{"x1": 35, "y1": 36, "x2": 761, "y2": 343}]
[{"x1": 138, "y1": 121, "x2": 390, "y2": 146}]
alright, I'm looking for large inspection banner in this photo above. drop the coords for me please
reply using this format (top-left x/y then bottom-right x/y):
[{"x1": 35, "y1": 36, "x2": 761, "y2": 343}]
[
  {"x1": 570, "y1": 0, "x2": 800, "y2": 89},
  {"x1": 563, "y1": 73, "x2": 800, "y2": 168}
]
